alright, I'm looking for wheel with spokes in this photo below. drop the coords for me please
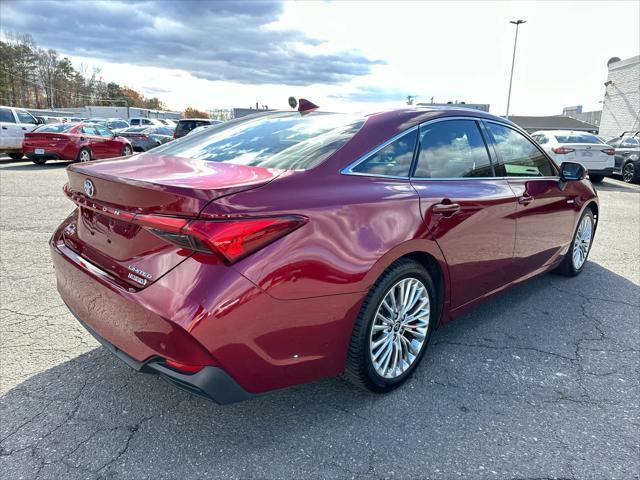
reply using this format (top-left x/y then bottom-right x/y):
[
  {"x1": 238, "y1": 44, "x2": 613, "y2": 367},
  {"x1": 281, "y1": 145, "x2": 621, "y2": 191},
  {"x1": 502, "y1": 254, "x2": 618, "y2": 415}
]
[
  {"x1": 76, "y1": 148, "x2": 91, "y2": 163},
  {"x1": 553, "y1": 208, "x2": 595, "y2": 277},
  {"x1": 343, "y1": 259, "x2": 437, "y2": 393},
  {"x1": 123, "y1": 144, "x2": 132, "y2": 156},
  {"x1": 622, "y1": 162, "x2": 638, "y2": 183}
]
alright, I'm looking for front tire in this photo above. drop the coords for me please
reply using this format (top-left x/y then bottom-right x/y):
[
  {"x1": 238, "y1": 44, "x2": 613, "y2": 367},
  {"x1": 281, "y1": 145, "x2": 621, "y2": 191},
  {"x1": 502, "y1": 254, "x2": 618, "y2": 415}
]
[
  {"x1": 31, "y1": 158, "x2": 46, "y2": 165},
  {"x1": 123, "y1": 144, "x2": 132, "y2": 156},
  {"x1": 622, "y1": 162, "x2": 638, "y2": 183},
  {"x1": 8, "y1": 152, "x2": 23, "y2": 160},
  {"x1": 343, "y1": 259, "x2": 437, "y2": 393},
  {"x1": 553, "y1": 209, "x2": 595, "y2": 277}
]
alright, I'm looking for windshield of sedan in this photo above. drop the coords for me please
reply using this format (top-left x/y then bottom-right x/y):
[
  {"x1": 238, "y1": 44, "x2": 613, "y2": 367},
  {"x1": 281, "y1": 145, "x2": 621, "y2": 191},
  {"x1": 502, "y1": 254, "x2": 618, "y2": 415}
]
[
  {"x1": 34, "y1": 123, "x2": 75, "y2": 133},
  {"x1": 554, "y1": 133, "x2": 602, "y2": 144},
  {"x1": 154, "y1": 112, "x2": 365, "y2": 170}
]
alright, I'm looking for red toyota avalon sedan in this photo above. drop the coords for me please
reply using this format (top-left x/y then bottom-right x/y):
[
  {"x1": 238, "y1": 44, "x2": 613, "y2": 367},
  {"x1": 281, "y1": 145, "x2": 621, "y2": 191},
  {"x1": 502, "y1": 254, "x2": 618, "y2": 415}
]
[
  {"x1": 50, "y1": 107, "x2": 598, "y2": 404},
  {"x1": 23, "y1": 123, "x2": 132, "y2": 165}
]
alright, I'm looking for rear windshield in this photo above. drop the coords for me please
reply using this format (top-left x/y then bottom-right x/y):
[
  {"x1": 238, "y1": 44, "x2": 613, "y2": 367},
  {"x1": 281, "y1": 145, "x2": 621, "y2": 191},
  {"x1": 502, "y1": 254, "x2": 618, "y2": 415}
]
[
  {"x1": 34, "y1": 123, "x2": 75, "y2": 133},
  {"x1": 554, "y1": 133, "x2": 602, "y2": 144},
  {"x1": 157, "y1": 112, "x2": 365, "y2": 170}
]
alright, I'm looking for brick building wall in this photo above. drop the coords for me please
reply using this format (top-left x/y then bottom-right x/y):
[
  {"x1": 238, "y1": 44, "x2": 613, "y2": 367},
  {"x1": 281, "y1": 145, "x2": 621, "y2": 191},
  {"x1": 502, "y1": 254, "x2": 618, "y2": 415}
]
[{"x1": 599, "y1": 55, "x2": 640, "y2": 140}]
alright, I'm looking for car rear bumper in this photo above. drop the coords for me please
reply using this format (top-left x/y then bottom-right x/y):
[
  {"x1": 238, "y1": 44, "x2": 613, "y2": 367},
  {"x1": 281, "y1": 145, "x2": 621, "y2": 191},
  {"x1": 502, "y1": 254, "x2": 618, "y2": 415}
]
[
  {"x1": 25, "y1": 152, "x2": 62, "y2": 161},
  {"x1": 67, "y1": 305, "x2": 253, "y2": 404}
]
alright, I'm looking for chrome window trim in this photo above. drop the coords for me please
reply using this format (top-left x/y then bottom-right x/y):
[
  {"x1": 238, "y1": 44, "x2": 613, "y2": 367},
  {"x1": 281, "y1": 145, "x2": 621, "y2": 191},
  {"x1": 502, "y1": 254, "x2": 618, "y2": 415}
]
[{"x1": 340, "y1": 114, "x2": 563, "y2": 181}]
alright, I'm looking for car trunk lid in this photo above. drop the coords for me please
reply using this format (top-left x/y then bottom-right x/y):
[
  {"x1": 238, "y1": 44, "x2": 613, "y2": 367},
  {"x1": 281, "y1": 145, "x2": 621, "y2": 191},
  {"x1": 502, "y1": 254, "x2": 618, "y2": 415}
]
[{"x1": 63, "y1": 152, "x2": 284, "y2": 288}]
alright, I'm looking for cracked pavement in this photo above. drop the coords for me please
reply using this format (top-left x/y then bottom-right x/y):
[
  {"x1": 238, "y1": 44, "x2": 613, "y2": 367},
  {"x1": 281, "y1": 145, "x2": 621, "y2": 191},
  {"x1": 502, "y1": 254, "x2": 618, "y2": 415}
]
[{"x1": 1, "y1": 156, "x2": 639, "y2": 480}]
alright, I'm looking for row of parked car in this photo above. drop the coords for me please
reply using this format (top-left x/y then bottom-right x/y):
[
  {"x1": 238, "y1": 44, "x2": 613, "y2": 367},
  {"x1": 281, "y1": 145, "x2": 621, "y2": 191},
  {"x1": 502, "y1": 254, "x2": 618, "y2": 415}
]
[
  {"x1": 0, "y1": 105, "x2": 221, "y2": 164},
  {"x1": 530, "y1": 129, "x2": 640, "y2": 184}
]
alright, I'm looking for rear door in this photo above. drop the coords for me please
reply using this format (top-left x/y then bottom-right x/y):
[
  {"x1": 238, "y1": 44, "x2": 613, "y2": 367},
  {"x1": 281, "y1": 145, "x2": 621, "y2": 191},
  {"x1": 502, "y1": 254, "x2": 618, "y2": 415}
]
[
  {"x1": 483, "y1": 121, "x2": 578, "y2": 276},
  {"x1": 0, "y1": 107, "x2": 22, "y2": 150},
  {"x1": 81, "y1": 125, "x2": 105, "y2": 158},
  {"x1": 410, "y1": 118, "x2": 518, "y2": 309}
]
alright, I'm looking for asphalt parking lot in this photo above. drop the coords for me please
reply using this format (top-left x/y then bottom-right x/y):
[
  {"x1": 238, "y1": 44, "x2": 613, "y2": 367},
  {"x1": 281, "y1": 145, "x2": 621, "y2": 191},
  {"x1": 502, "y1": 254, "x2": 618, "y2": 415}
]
[{"x1": 1, "y1": 155, "x2": 638, "y2": 480}]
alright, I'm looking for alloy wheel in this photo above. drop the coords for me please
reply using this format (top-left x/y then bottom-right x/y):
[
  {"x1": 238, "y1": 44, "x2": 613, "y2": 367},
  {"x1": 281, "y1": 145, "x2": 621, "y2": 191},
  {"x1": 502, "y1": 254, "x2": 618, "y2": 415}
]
[
  {"x1": 622, "y1": 163, "x2": 635, "y2": 183},
  {"x1": 369, "y1": 277, "x2": 430, "y2": 379},
  {"x1": 79, "y1": 150, "x2": 91, "y2": 162},
  {"x1": 572, "y1": 214, "x2": 593, "y2": 270},
  {"x1": 124, "y1": 145, "x2": 132, "y2": 156}
]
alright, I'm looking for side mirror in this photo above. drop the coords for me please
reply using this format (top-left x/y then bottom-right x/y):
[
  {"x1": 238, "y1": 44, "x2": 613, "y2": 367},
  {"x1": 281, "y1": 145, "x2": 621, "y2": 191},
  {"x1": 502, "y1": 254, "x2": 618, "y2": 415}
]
[{"x1": 559, "y1": 162, "x2": 587, "y2": 182}]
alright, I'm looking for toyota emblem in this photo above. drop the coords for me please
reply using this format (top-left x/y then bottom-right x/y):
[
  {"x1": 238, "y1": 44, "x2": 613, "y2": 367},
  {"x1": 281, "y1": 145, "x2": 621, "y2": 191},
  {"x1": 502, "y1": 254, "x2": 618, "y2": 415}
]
[{"x1": 84, "y1": 179, "x2": 95, "y2": 197}]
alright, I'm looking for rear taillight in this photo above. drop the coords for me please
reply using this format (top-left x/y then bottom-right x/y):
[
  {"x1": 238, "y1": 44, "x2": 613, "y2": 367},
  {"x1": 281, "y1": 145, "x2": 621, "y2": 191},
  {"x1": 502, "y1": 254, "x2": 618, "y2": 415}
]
[
  {"x1": 133, "y1": 215, "x2": 307, "y2": 263},
  {"x1": 173, "y1": 131, "x2": 176, "y2": 139},
  {"x1": 164, "y1": 359, "x2": 204, "y2": 374},
  {"x1": 601, "y1": 148, "x2": 615, "y2": 155},
  {"x1": 552, "y1": 147, "x2": 575, "y2": 154}
]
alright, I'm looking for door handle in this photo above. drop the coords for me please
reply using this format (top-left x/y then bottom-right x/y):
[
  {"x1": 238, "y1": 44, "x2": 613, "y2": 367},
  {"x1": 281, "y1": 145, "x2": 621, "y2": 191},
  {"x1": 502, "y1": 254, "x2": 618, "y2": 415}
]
[
  {"x1": 518, "y1": 195, "x2": 534, "y2": 205},
  {"x1": 432, "y1": 203, "x2": 461, "y2": 215},
  {"x1": 1, "y1": 126, "x2": 7, "y2": 130}
]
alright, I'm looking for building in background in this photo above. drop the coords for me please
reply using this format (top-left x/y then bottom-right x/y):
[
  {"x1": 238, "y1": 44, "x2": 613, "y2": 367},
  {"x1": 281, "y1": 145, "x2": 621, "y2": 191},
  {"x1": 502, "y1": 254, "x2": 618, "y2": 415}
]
[
  {"x1": 599, "y1": 55, "x2": 640, "y2": 140},
  {"x1": 562, "y1": 105, "x2": 602, "y2": 129},
  {"x1": 507, "y1": 115, "x2": 598, "y2": 133}
]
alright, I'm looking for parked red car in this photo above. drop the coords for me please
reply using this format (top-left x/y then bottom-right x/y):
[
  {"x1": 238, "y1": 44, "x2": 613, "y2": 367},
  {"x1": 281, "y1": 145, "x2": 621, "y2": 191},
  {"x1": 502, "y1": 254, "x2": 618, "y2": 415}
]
[
  {"x1": 23, "y1": 123, "x2": 132, "y2": 164},
  {"x1": 50, "y1": 108, "x2": 598, "y2": 404}
]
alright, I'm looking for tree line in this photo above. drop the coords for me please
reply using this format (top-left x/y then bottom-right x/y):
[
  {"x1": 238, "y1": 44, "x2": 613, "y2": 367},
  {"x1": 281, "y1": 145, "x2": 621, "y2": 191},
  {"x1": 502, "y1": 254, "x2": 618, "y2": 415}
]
[{"x1": 0, "y1": 33, "x2": 166, "y2": 111}]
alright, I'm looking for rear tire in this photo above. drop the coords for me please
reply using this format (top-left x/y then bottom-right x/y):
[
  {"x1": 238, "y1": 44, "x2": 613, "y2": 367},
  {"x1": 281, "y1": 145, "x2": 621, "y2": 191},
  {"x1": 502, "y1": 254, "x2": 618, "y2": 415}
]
[
  {"x1": 552, "y1": 209, "x2": 595, "y2": 277},
  {"x1": 76, "y1": 148, "x2": 91, "y2": 163},
  {"x1": 343, "y1": 259, "x2": 437, "y2": 393},
  {"x1": 8, "y1": 152, "x2": 23, "y2": 160},
  {"x1": 31, "y1": 158, "x2": 46, "y2": 165},
  {"x1": 589, "y1": 174, "x2": 604, "y2": 183},
  {"x1": 622, "y1": 162, "x2": 638, "y2": 183}
]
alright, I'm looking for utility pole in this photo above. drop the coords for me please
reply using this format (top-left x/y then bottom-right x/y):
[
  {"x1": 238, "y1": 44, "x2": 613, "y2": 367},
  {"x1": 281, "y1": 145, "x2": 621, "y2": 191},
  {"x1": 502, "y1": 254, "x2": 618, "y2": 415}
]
[{"x1": 505, "y1": 19, "x2": 526, "y2": 119}]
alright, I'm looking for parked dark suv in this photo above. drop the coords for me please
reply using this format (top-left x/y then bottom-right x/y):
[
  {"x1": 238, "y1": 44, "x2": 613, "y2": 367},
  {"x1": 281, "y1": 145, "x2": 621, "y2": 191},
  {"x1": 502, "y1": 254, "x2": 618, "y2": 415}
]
[
  {"x1": 174, "y1": 118, "x2": 221, "y2": 138},
  {"x1": 607, "y1": 131, "x2": 640, "y2": 183}
]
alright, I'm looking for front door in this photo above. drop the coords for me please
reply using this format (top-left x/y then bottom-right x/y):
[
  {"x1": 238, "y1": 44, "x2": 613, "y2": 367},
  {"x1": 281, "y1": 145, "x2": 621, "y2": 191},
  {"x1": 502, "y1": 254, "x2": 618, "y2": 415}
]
[
  {"x1": 410, "y1": 118, "x2": 518, "y2": 309},
  {"x1": 483, "y1": 121, "x2": 579, "y2": 276}
]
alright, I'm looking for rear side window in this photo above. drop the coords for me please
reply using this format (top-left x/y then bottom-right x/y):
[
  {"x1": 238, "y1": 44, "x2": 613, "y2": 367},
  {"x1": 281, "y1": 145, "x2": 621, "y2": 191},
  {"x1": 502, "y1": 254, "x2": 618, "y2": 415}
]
[
  {"x1": 486, "y1": 123, "x2": 556, "y2": 177},
  {"x1": 621, "y1": 137, "x2": 639, "y2": 147},
  {"x1": 554, "y1": 133, "x2": 602, "y2": 144},
  {"x1": 81, "y1": 126, "x2": 98, "y2": 135},
  {"x1": 0, "y1": 108, "x2": 15, "y2": 123},
  {"x1": 158, "y1": 112, "x2": 365, "y2": 171},
  {"x1": 352, "y1": 130, "x2": 417, "y2": 177},
  {"x1": 413, "y1": 120, "x2": 493, "y2": 178}
]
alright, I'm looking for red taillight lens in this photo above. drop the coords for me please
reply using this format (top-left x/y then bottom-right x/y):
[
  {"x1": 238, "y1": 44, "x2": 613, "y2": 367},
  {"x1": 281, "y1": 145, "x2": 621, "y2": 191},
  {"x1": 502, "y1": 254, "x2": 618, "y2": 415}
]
[
  {"x1": 173, "y1": 131, "x2": 176, "y2": 139},
  {"x1": 552, "y1": 147, "x2": 575, "y2": 154},
  {"x1": 164, "y1": 359, "x2": 204, "y2": 374},
  {"x1": 133, "y1": 214, "x2": 307, "y2": 263},
  {"x1": 602, "y1": 148, "x2": 615, "y2": 155}
]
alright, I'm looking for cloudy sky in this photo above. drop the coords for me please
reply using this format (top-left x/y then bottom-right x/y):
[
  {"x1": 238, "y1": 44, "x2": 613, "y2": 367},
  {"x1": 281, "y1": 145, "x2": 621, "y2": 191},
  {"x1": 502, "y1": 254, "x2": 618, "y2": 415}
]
[{"x1": 2, "y1": 0, "x2": 638, "y2": 114}]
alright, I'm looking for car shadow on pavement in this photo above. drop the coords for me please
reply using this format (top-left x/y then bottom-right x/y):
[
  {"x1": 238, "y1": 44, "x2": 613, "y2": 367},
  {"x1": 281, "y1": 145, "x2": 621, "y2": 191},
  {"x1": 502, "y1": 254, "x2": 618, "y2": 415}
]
[
  {"x1": 0, "y1": 161, "x2": 74, "y2": 171},
  {"x1": 1, "y1": 262, "x2": 638, "y2": 478},
  {"x1": 596, "y1": 178, "x2": 640, "y2": 192}
]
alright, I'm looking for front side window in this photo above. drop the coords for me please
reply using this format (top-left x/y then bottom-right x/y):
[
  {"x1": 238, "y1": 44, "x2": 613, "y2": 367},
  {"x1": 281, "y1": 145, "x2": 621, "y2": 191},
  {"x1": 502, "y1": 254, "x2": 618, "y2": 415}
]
[
  {"x1": 16, "y1": 110, "x2": 37, "y2": 124},
  {"x1": 0, "y1": 108, "x2": 15, "y2": 123},
  {"x1": 413, "y1": 120, "x2": 493, "y2": 178},
  {"x1": 351, "y1": 129, "x2": 417, "y2": 177},
  {"x1": 621, "y1": 136, "x2": 639, "y2": 147},
  {"x1": 486, "y1": 123, "x2": 556, "y2": 177},
  {"x1": 94, "y1": 125, "x2": 113, "y2": 137},
  {"x1": 158, "y1": 112, "x2": 365, "y2": 171}
]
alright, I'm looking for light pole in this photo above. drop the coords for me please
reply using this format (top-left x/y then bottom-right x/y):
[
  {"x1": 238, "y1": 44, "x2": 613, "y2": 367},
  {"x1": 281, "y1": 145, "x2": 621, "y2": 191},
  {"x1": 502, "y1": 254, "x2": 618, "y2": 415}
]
[{"x1": 505, "y1": 19, "x2": 526, "y2": 119}]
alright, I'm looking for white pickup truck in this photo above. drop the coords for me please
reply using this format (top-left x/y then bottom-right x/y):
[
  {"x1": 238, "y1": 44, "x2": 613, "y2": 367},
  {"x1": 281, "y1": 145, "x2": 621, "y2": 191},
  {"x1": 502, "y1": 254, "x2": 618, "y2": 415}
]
[{"x1": 0, "y1": 106, "x2": 41, "y2": 159}]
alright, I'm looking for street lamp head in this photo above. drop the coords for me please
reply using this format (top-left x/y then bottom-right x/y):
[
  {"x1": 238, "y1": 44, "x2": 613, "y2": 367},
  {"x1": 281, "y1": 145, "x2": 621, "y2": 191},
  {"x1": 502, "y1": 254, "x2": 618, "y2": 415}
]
[{"x1": 510, "y1": 19, "x2": 526, "y2": 25}]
